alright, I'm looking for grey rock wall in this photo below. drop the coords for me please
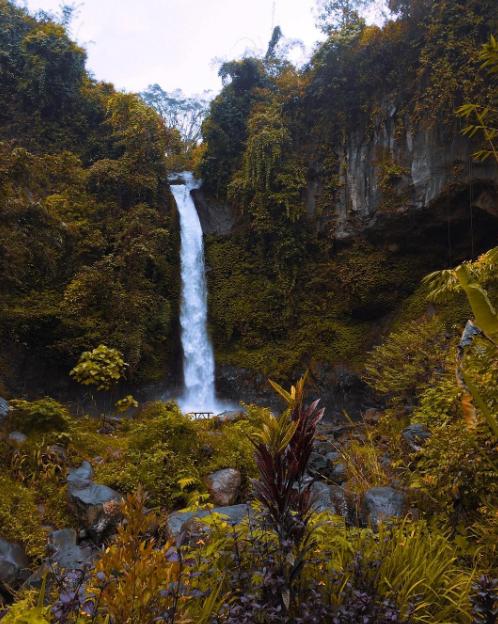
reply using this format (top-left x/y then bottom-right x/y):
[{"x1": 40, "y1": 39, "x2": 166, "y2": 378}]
[{"x1": 313, "y1": 109, "x2": 498, "y2": 238}]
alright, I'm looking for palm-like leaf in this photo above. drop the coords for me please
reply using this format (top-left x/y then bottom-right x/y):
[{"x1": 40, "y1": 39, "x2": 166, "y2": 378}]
[{"x1": 423, "y1": 269, "x2": 461, "y2": 301}]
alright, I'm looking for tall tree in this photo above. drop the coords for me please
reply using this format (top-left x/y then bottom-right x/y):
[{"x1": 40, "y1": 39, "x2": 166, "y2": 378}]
[{"x1": 315, "y1": 0, "x2": 371, "y2": 33}]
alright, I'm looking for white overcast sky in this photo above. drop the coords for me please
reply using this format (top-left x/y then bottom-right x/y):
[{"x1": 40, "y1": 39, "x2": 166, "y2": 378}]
[{"x1": 19, "y1": 0, "x2": 327, "y2": 95}]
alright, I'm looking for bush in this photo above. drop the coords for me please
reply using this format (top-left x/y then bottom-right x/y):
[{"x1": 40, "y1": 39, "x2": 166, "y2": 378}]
[
  {"x1": 8, "y1": 398, "x2": 70, "y2": 433},
  {"x1": 0, "y1": 474, "x2": 46, "y2": 559},
  {"x1": 364, "y1": 317, "x2": 451, "y2": 407},
  {"x1": 412, "y1": 422, "x2": 498, "y2": 528}
]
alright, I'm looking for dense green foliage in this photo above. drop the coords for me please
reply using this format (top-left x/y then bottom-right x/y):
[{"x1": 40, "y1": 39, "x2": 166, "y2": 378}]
[{"x1": 0, "y1": 1, "x2": 180, "y2": 392}]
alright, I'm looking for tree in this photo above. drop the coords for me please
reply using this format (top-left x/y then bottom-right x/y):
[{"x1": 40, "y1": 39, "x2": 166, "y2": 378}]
[
  {"x1": 200, "y1": 58, "x2": 269, "y2": 196},
  {"x1": 140, "y1": 85, "x2": 211, "y2": 150},
  {"x1": 315, "y1": 0, "x2": 371, "y2": 33},
  {"x1": 70, "y1": 344, "x2": 127, "y2": 391},
  {"x1": 387, "y1": 0, "x2": 432, "y2": 20}
]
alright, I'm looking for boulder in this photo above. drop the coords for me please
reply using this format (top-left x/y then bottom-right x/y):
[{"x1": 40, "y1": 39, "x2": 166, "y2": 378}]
[
  {"x1": 7, "y1": 431, "x2": 27, "y2": 446},
  {"x1": 329, "y1": 485, "x2": 349, "y2": 520},
  {"x1": 362, "y1": 487, "x2": 406, "y2": 527},
  {"x1": 48, "y1": 529, "x2": 93, "y2": 570},
  {"x1": 313, "y1": 440, "x2": 336, "y2": 456},
  {"x1": 329, "y1": 462, "x2": 347, "y2": 484},
  {"x1": 68, "y1": 484, "x2": 122, "y2": 540},
  {"x1": 0, "y1": 539, "x2": 29, "y2": 589},
  {"x1": 67, "y1": 461, "x2": 93, "y2": 491},
  {"x1": 168, "y1": 504, "x2": 251, "y2": 537},
  {"x1": 402, "y1": 424, "x2": 431, "y2": 452},
  {"x1": 310, "y1": 481, "x2": 334, "y2": 512},
  {"x1": 324, "y1": 451, "x2": 341, "y2": 464},
  {"x1": 308, "y1": 452, "x2": 329, "y2": 475},
  {"x1": 0, "y1": 397, "x2": 9, "y2": 420},
  {"x1": 205, "y1": 468, "x2": 241, "y2": 506}
]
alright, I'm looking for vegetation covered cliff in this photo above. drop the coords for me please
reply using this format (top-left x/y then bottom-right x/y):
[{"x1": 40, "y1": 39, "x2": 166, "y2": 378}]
[
  {"x1": 195, "y1": 0, "x2": 498, "y2": 409},
  {"x1": 0, "y1": 0, "x2": 182, "y2": 396}
]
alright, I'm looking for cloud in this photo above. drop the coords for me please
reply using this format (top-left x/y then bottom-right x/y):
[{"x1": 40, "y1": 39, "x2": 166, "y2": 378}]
[{"x1": 21, "y1": 0, "x2": 322, "y2": 95}]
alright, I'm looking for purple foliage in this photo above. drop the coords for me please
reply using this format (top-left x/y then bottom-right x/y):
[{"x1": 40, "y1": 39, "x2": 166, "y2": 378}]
[{"x1": 471, "y1": 576, "x2": 498, "y2": 624}]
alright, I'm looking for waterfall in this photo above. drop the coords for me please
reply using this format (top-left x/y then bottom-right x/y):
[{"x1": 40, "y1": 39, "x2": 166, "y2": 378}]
[{"x1": 170, "y1": 172, "x2": 219, "y2": 413}]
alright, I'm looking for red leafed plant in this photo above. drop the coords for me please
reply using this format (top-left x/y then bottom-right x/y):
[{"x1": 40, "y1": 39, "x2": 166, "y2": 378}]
[{"x1": 251, "y1": 374, "x2": 325, "y2": 611}]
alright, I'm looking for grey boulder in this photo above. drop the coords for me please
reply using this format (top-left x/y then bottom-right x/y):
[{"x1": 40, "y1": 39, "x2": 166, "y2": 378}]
[
  {"x1": 0, "y1": 539, "x2": 29, "y2": 588},
  {"x1": 362, "y1": 487, "x2": 406, "y2": 527},
  {"x1": 308, "y1": 452, "x2": 329, "y2": 475},
  {"x1": 68, "y1": 484, "x2": 122, "y2": 540},
  {"x1": 66, "y1": 462, "x2": 122, "y2": 541},
  {"x1": 402, "y1": 424, "x2": 431, "y2": 452},
  {"x1": 329, "y1": 462, "x2": 347, "y2": 484},
  {"x1": 310, "y1": 481, "x2": 334, "y2": 512},
  {"x1": 0, "y1": 397, "x2": 9, "y2": 420},
  {"x1": 7, "y1": 431, "x2": 27, "y2": 446},
  {"x1": 67, "y1": 461, "x2": 93, "y2": 490},
  {"x1": 205, "y1": 468, "x2": 241, "y2": 506},
  {"x1": 48, "y1": 529, "x2": 93, "y2": 570}
]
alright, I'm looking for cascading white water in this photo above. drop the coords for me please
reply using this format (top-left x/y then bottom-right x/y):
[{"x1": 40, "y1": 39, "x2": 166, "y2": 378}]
[{"x1": 170, "y1": 172, "x2": 220, "y2": 413}]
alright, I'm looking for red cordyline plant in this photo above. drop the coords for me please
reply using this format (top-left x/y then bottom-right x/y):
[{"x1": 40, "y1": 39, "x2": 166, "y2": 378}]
[{"x1": 251, "y1": 374, "x2": 325, "y2": 611}]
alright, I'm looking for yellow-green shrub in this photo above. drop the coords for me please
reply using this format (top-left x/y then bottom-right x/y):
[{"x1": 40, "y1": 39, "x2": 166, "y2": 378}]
[
  {"x1": 312, "y1": 518, "x2": 474, "y2": 623},
  {"x1": 0, "y1": 475, "x2": 46, "y2": 559},
  {"x1": 8, "y1": 398, "x2": 70, "y2": 433}
]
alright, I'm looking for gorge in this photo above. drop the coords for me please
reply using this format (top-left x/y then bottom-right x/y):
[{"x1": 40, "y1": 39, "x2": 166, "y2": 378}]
[{"x1": 0, "y1": 0, "x2": 497, "y2": 620}]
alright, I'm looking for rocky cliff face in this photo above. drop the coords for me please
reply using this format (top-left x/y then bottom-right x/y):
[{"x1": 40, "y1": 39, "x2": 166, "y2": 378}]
[
  {"x1": 191, "y1": 188, "x2": 239, "y2": 235},
  {"x1": 311, "y1": 111, "x2": 498, "y2": 239}
]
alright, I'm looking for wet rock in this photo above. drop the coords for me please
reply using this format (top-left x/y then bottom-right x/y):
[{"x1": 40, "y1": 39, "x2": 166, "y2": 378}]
[
  {"x1": 67, "y1": 461, "x2": 93, "y2": 491},
  {"x1": 362, "y1": 487, "x2": 406, "y2": 527},
  {"x1": 205, "y1": 468, "x2": 241, "y2": 506},
  {"x1": 68, "y1": 484, "x2": 122, "y2": 540},
  {"x1": 167, "y1": 504, "x2": 251, "y2": 537},
  {"x1": 191, "y1": 188, "x2": 238, "y2": 236},
  {"x1": 402, "y1": 424, "x2": 431, "y2": 452},
  {"x1": 7, "y1": 431, "x2": 27, "y2": 446},
  {"x1": 0, "y1": 539, "x2": 29, "y2": 589}
]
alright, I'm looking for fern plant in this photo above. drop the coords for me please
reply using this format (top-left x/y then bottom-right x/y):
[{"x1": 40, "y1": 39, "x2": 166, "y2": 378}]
[{"x1": 177, "y1": 472, "x2": 211, "y2": 510}]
